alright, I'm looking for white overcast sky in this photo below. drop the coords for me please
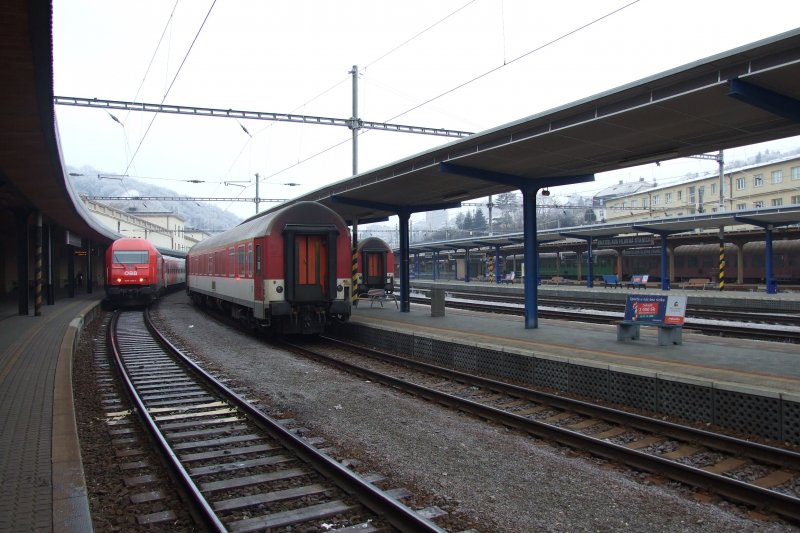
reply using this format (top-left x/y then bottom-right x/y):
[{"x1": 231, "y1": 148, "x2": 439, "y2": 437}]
[{"x1": 53, "y1": 0, "x2": 800, "y2": 220}]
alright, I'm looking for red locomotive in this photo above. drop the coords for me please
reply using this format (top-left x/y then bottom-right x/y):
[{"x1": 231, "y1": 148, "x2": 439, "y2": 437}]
[
  {"x1": 356, "y1": 237, "x2": 395, "y2": 294},
  {"x1": 105, "y1": 237, "x2": 186, "y2": 305},
  {"x1": 186, "y1": 201, "x2": 352, "y2": 335}
]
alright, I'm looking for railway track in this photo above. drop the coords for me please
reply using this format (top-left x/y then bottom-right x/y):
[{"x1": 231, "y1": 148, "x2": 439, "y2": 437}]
[
  {"x1": 282, "y1": 336, "x2": 800, "y2": 525},
  {"x1": 409, "y1": 291, "x2": 800, "y2": 343},
  {"x1": 107, "y1": 309, "x2": 446, "y2": 532}
]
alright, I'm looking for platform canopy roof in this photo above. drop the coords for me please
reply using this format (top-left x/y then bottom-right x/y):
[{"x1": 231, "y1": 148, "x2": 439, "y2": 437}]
[
  {"x1": 556, "y1": 205, "x2": 800, "y2": 239},
  {"x1": 1, "y1": 0, "x2": 116, "y2": 244},
  {"x1": 282, "y1": 28, "x2": 800, "y2": 225},
  {"x1": 402, "y1": 205, "x2": 800, "y2": 253}
]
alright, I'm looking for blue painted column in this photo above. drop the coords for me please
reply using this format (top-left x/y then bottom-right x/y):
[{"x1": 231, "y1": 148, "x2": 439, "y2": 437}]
[
  {"x1": 521, "y1": 188, "x2": 539, "y2": 329},
  {"x1": 765, "y1": 226, "x2": 776, "y2": 294},
  {"x1": 464, "y1": 248, "x2": 470, "y2": 282},
  {"x1": 398, "y1": 211, "x2": 411, "y2": 312}
]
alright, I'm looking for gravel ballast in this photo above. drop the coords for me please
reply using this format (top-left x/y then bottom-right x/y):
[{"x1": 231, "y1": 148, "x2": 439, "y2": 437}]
[{"x1": 151, "y1": 292, "x2": 796, "y2": 532}]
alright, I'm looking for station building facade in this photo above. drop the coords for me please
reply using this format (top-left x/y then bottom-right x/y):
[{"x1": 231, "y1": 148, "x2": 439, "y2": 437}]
[
  {"x1": 601, "y1": 155, "x2": 800, "y2": 223},
  {"x1": 81, "y1": 195, "x2": 207, "y2": 252}
]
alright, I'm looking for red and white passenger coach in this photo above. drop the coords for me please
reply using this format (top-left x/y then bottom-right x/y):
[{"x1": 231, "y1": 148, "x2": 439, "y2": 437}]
[{"x1": 186, "y1": 201, "x2": 352, "y2": 335}]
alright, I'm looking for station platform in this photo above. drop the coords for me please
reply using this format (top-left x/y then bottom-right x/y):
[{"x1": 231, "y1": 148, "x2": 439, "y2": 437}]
[
  {"x1": 346, "y1": 284, "x2": 800, "y2": 442},
  {"x1": 411, "y1": 279, "x2": 800, "y2": 313},
  {"x1": 0, "y1": 292, "x2": 101, "y2": 532},
  {"x1": 355, "y1": 283, "x2": 800, "y2": 392}
]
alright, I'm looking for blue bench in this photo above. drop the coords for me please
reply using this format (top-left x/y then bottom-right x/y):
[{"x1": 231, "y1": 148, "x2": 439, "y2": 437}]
[{"x1": 602, "y1": 274, "x2": 621, "y2": 288}]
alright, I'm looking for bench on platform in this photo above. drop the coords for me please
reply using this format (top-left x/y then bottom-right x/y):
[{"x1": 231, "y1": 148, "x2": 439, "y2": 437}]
[
  {"x1": 617, "y1": 321, "x2": 682, "y2": 345},
  {"x1": 544, "y1": 276, "x2": 565, "y2": 285},
  {"x1": 617, "y1": 294, "x2": 684, "y2": 346},
  {"x1": 681, "y1": 278, "x2": 713, "y2": 290},
  {"x1": 602, "y1": 274, "x2": 621, "y2": 288},
  {"x1": 365, "y1": 288, "x2": 398, "y2": 308},
  {"x1": 627, "y1": 274, "x2": 648, "y2": 289}
]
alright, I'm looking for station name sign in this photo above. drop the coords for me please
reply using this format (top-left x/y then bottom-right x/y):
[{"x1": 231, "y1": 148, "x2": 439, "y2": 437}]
[{"x1": 597, "y1": 235, "x2": 654, "y2": 248}]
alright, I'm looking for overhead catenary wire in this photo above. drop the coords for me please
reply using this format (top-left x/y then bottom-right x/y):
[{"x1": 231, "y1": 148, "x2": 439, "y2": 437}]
[
  {"x1": 124, "y1": 0, "x2": 218, "y2": 176},
  {"x1": 382, "y1": 0, "x2": 641, "y2": 125},
  {"x1": 263, "y1": 0, "x2": 643, "y2": 184}
]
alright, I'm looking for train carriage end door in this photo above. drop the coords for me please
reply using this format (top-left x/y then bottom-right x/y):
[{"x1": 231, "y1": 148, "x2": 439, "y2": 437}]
[
  {"x1": 283, "y1": 225, "x2": 338, "y2": 302},
  {"x1": 363, "y1": 251, "x2": 385, "y2": 287}
]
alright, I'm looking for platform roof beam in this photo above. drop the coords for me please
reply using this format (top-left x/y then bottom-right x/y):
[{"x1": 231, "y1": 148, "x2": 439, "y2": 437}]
[{"x1": 728, "y1": 79, "x2": 800, "y2": 123}]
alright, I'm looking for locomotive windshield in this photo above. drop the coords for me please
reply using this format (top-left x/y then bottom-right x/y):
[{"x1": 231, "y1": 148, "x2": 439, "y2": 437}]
[{"x1": 113, "y1": 250, "x2": 148, "y2": 265}]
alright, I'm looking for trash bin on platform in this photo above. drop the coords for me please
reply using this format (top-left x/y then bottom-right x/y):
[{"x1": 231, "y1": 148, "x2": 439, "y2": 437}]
[{"x1": 431, "y1": 288, "x2": 445, "y2": 317}]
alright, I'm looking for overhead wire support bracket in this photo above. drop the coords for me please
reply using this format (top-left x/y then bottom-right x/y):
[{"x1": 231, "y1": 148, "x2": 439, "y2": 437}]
[{"x1": 54, "y1": 96, "x2": 474, "y2": 139}]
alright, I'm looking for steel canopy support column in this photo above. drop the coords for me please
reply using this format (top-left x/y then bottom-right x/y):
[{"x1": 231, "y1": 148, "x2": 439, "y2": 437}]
[
  {"x1": 559, "y1": 235, "x2": 596, "y2": 288},
  {"x1": 45, "y1": 223, "x2": 55, "y2": 305},
  {"x1": 633, "y1": 227, "x2": 677, "y2": 291},
  {"x1": 495, "y1": 245, "x2": 501, "y2": 285},
  {"x1": 521, "y1": 187, "x2": 539, "y2": 329},
  {"x1": 35, "y1": 212, "x2": 42, "y2": 316},
  {"x1": 87, "y1": 239, "x2": 93, "y2": 294},
  {"x1": 765, "y1": 227, "x2": 776, "y2": 294},
  {"x1": 15, "y1": 209, "x2": 30, "y2": 315},
  {"x1": 433, "y1": 251, "x2": 438, "y2": 280},
  {"x1": 586, "y1": 238, "x2": 594, "y2": 287},
  {"x1": 330, "y1": 195, "x2": 463, "y2": 313},
  {"x1": 660, "y1": 236, "x2": 670, "y2": 290},
  {"x1": 398, "y1": 210, "x2": 411, "y2": 312},
  {"x1": 464, "y1": 248, "x2": 471, "y2": 283},
  {"x1": 735, "y1": 215, "x2": 798, "y2": 294},
  {"x1": 438, "y1": 162, "x2": 594, "y2": 329}
]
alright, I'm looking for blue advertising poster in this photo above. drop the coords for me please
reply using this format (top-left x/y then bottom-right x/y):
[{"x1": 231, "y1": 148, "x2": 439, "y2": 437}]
[{"x1": 624, "y1": 295, "x2": 687, "y2": 325}]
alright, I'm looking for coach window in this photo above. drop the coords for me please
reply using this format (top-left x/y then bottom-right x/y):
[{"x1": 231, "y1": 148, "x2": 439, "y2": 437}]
[
  {"x1": 229, "y1": 247, "x2": 235, "y2": 277},
  {"x1": 255, "y1": 245, "x2": 262, "y2": 274},
  {"x1": 247, "y1": 244, "x2": 254, "y2": 277},
  {"x1": 238, "y1": 245, "x2": 246, "y2": 277}
]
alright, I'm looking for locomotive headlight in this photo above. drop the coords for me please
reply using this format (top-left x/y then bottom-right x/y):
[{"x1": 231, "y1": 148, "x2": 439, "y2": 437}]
[
  {"x1": 336, "y1": 284, "x2": 343, "y2": 292},
  {"x1": 116, "y1": 277, "x2": 122, "y2": 283},
  {"x1": 276, "y1": 286, "x2": 283, "y2": 293},
  {"x1": 139, "y1": 277, "x2": 145, "y2": 283}
]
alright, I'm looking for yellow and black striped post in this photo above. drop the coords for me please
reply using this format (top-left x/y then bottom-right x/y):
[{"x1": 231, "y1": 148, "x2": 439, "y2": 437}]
[
  {"x1": 718, "y1": 239, "x2": 725, "y2": 291},
  {"x1": 35, "y1": 212, "x2": 42, "y2": 316},
  {"x1": 488, "y1": 256, "x2": 494, "y2": 282}
]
